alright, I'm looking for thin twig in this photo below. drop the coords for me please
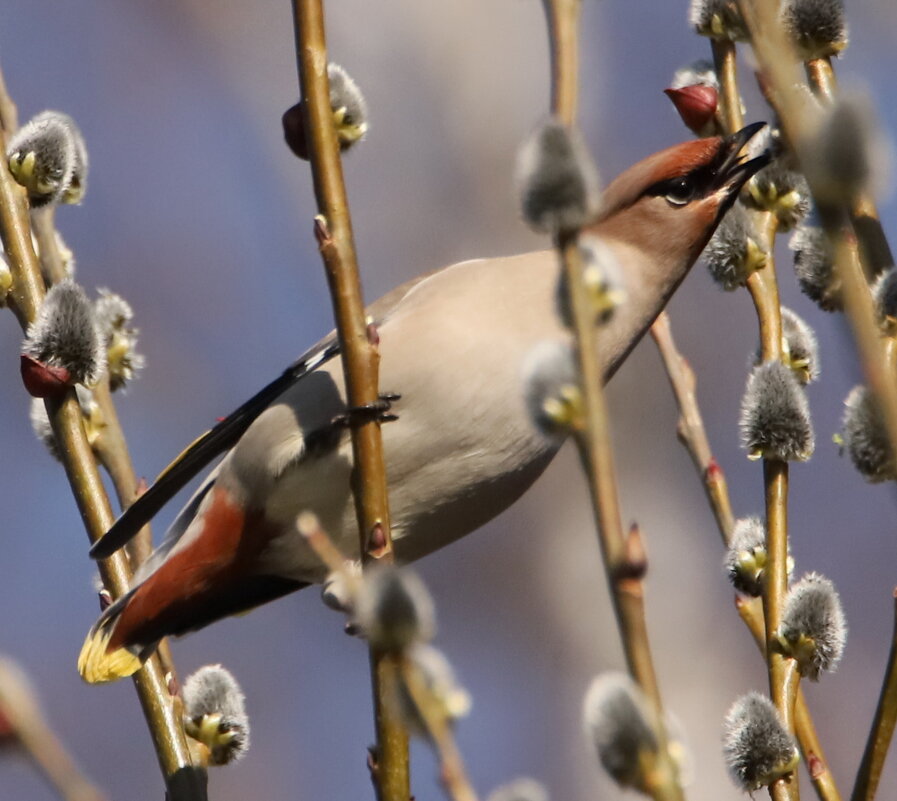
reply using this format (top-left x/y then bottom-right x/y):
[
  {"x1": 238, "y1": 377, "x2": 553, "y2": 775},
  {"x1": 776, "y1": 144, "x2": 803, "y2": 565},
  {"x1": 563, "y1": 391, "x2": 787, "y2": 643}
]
[
  {"x1": 745, "y1": 210, "x2": 801, "y2": 801},
  {"x1": 32, "y1": 209, "x2": 68, "y2": 285},
  {"x1": 652, "y1": 313, "x2": 841, "y2": 801},
  {"x1": 0, "y1": 72, "x2": 204, "y2": 801},
  {"x1": 803, "y1": 56, "x2": 893, "y2": 276},
  {"x1": 737, "y1": 0, "x2": 897, "y2": 479},
  {"x1": 28, "y1": 205, "x2": 157, "y2": 571},
  {"x1": 542, "y1": 1, "x2": 683, "y2": 797},
  {"x1": 0, "y1": 64, "x2": 18, "y2": 133},
  {"x1": 90, "y1": 380, "x2": 155, "y2": 568},
  {"x1": 0, "y1": 659, "x2": 109, "y2": 801},
  {"x1": 737, "y1": 597, "x2": 844, "y2": 801},
  {"x1": 288, "y1": 4, "x2": 409, "y2": 799},
  {"x1": 541, "y1": 0, "x2": 580, "y2": 122},
  {"x1": 804, "y1": 58, "x2": 837, "y2": 101},
  {"x1": 711, "y1": 39, "x2": 744, "y2": 135},
  {"x1": 851, "y1": 589, "x2": 897, "y2": 801},
  {"x1": 650, "y1": 312, "x2": 735, "y2": 542},
  {"x1": 400, "y1": 659, "x2": 478, "y2": 801}
]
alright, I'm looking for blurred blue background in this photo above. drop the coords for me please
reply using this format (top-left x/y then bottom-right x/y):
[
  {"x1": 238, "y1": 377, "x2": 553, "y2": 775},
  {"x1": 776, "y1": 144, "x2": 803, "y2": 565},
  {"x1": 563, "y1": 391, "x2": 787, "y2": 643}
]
[{"x1": 1, "y1": 1, "x2": 896, "y2": 799}]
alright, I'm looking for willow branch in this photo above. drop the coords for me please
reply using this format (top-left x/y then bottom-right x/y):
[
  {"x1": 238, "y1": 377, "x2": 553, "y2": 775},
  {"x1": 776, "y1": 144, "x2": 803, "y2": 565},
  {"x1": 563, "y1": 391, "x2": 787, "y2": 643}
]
[
  {"x1": 805, "y1": 58, "x2": 837, "y2": 100},
  {"x1": 289, "y1": 4, "x2": 408, "y2": 799},
  {"x1": 737, "y1": 0, "x2": 897, "y2": 476},
  {"x1": 0, "y1": 659, "x2": 109, "y2": 801},
  {"x1": 32, "y1": 209, "x2": 68, "y2": 284},
  {"x1": 0, "y1": 71, "x2": 203, "y2": 801},
  {"x1": 653, "y1": 312, "x2": 840, "y2": 800},
  {"x1": 804, "y1": 56, "x2": 892, "y2": 276},
  {"x1": 744, "y1": 211, "x2": 801, "y2": 801},
  {"x1": 851, "y1": 590, "x2": 897, "y2": 801},
  {"x1": 89, "y1": 381, "x2": 155, "y2": 568},
  {"x1": 738, "y1": 597, "x2": 843, "y2": 801},
  {"x1": 711, "y1": 39, "x2": 744, "y2": 135},
  {"x1": 400, "y1": 659, "x2": 478, "y2": 801},
  {"x1": 28, "y1": 206, "x2": 157, "y2": 570},
  {"x1": 542, "y1": 1, "x2": 683, "y2": 797},
  {"x1": 542, "y1": 0, "x2": 580, "y2": 122},
  {"x1": 650, "y1": 312, "x2": 735, "y2": 542}
]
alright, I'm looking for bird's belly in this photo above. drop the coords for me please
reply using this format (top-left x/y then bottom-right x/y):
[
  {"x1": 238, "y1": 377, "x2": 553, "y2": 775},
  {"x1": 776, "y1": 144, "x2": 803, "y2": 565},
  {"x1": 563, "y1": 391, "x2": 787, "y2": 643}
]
[{"x1": 258, "y1": 403, "x2": 561, "y2": 583}]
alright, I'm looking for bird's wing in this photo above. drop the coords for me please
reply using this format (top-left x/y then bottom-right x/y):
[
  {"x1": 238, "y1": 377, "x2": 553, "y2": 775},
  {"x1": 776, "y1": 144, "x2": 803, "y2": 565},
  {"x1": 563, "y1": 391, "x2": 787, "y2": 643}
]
[
  {"x1": 89, "y1": 269, "x2": 440, "y2": 561},
  {"x1": 89, "y1": 337, "x2": 340, "y2": 559}
]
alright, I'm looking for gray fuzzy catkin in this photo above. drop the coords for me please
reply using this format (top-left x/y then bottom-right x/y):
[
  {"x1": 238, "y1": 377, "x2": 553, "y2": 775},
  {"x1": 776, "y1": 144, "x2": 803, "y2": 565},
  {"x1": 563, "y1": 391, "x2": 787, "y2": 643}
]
[
  {"x1": 7, "y1": 111, "x2": 87, "y2": 207},
  {"x1": 704, "y1": 203, "x2": 763, "y2": 291},
  {"x1": 353, "y1": 565, "x2": 436, "y2": 652},
  {"x1": 757, "y1": 306, "x2": 820, "y2": 384},
  {"x1": 751, "y1": 307, "x2": 819, "y2": 384},
  {"x1": 486, "y1": 779, "x2": 549, "y2": 801},
  {"x1": 516, "y1": 119, "x2": 600, "y2": 235},
  {"x1": 182, "y1": 664, "x2": 250, "y2": 764},
  {"x1": 781, "y1": 0, "x2": 848, "y2": 59},
  {"x1": 583, "y1": 672, "x2": 658, "y2": 789},
  {"x1": 804, "y1": 94, "x2": 885, "y2": 202},
  {"x1": 779, "y1": 572, "x2": 847, "y2": 680},
  {"x1": 782, "y1": 307, "x2": 820, "y2": 383},
  {"x1": 745, "y1": 161, "x2": 811, "y2": 230},
  {"x1": 670, "y1": 59, "x2": 719, "y2": 90},
  {"x1": 394, "y1": 644, "x2": 471, "y2": 734},
  {"x1": 873, "y1": 268, "x2": 897, "y2": 321},
  {"x1": 724, "y1": 516, "x2": 766, "y2": 596},
  {"x1": 740, "y1": 361, "x2": 815, "y2": 461},
  {"x1": 23, "y1": 279, "x2": 105, "y2": 385},
  {"x1": 841, "y1": 385, "x2": 896, "y2": 482},
  {"x1": 555, "y1": 237, "x2": 624, "y2": 328},
  {"x1": 94, "y1": 289, "x2": 144, "y2": 391},
  {"x1": 689, "y1": 0, "x2": 748, "y2": 40},
  {"x1": 522, "y1": 340, "x2": 577, "y2": 440},
  {"x1": 789, "y1": 224, "x2": 839, "y2": 311},
  {"x1": 723, "y1": 693, "x2": 798, "y2": 791},
  {"x1": 327, "y1": 63, "x2": 368, "y2": 134}
]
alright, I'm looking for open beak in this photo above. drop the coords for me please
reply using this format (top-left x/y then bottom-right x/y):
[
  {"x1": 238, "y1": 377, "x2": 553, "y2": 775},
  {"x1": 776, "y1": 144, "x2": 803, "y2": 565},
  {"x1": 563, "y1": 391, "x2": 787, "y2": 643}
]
[{"x1": 714, "y1": 121, "x2": 772, "y2": 193}]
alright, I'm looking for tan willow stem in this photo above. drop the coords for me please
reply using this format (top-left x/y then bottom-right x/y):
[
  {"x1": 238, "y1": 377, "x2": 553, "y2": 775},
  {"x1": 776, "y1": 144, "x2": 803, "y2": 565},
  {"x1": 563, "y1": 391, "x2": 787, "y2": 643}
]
[
  {"x1": 737, "y1": 597, "x2": 843, "y2": 801},
  {"x1": 650, "y1": 312, "x2": 735, "y2": 542},
  {"x1": 745, "y1": 211, "x2": 800, "y2": 801},
  {"x1": 653, "y1": 310, "x2": 840, "y2": 800},
  {"x1": 851, "y1": 590, "x2": 897, "y2": 801},
  {"x1": 804, "y1": 55, "x2": 893, "y2": 277},
  {"x1": 401, "y1": 660, "x2": 478, "y2": 801},
  {"x1": 0, "y1": 71, "x2": 203, "y2": 801},
  {"x1": 0, "y1": 658, "x2": 109, "y2": 801},
  {"x1": 737, "y1": 0, "x2": 897, "y2": 481},
  {"x1": 711, "y1": 38, "x2": 744, "y2": 135},
  {"x1": 542, "y1": 1, "x2": 683, "y2": 798},
  {"x1": 288, "y1": 3, "x2": 409, "y2": 800}
]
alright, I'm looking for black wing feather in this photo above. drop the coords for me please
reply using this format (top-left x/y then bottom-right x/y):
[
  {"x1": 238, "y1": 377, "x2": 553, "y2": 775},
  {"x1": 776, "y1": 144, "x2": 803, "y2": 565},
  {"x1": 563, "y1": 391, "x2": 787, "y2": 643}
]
[{"x1": 89, "y1": 339, "x2": 340, "y2": 559}]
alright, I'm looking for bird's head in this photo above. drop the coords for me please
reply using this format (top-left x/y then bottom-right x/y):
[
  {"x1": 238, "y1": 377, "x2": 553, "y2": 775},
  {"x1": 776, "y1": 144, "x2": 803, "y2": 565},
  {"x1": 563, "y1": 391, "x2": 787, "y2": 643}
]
[{"x1": 590, "y1": 122, "x2": 771, "y2": 265}]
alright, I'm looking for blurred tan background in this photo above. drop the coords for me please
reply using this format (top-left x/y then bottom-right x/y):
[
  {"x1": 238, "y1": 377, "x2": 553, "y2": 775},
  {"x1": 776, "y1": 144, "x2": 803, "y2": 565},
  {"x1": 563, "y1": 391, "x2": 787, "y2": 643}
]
[{"x1": 2, "y1": 1, "x2": 897, "y2": 799}]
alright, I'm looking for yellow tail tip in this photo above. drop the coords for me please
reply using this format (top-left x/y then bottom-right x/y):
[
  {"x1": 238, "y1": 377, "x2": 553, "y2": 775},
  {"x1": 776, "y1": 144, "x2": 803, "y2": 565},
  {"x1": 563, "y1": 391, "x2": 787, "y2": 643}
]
[{"x1": 77, "y1": 626, "x2": 142, "y2": 684}]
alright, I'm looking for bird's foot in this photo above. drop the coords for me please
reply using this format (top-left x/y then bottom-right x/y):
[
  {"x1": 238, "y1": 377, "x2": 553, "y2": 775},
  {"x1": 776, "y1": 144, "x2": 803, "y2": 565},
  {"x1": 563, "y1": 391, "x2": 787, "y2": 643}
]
[{"x1": 332, "y1": 393, "x2": 401, "y2": 428}]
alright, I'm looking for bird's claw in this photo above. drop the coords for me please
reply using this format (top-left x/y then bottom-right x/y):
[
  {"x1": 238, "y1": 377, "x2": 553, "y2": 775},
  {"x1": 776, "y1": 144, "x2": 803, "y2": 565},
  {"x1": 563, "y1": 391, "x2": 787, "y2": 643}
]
[{"x1": 332, "y1": 393, "x2": 401, "y2": 428}]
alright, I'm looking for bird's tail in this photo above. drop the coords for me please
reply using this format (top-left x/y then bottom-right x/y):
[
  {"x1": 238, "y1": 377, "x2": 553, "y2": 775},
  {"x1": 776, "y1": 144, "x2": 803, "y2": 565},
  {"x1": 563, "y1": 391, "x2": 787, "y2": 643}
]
[{"x1": 77, "y1": 592, "x2": 147, "y2": 684}]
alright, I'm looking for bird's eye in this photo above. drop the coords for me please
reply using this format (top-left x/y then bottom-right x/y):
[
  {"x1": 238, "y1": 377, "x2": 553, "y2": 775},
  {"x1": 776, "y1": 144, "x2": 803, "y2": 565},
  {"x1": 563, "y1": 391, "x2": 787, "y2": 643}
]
[{"x1": 665, "y1": 176, "x2": 696, "y2": 206}]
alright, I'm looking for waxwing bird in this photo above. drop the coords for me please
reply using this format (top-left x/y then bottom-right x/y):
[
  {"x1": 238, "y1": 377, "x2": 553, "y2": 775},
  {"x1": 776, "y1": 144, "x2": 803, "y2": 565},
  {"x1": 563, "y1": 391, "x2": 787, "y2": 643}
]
[{"x1": 79, "y1": 123, "x2": 769, "y2": 683}]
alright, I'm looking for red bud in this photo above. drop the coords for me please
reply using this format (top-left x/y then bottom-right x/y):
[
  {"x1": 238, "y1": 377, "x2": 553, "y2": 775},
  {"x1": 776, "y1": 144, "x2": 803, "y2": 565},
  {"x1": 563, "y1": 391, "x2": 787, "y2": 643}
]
[
  {"x1": 282, "y1": 102, "x2": 310, "y2": 160},
  {"x1": 20, "y1": 354, "x2": 72, "y2": 398},
  {"x1": 807, "y1": 753, "x2": 826, "y2": 780},
  {"x1": 665, "y1": 85, "x2": 719, "y2": 136}
]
